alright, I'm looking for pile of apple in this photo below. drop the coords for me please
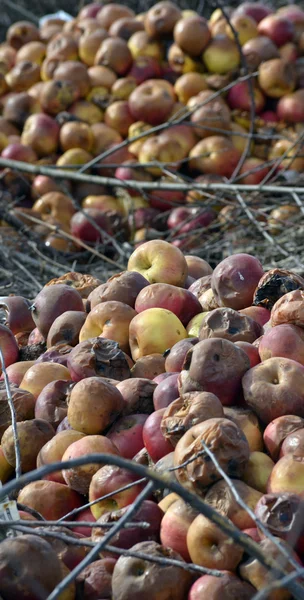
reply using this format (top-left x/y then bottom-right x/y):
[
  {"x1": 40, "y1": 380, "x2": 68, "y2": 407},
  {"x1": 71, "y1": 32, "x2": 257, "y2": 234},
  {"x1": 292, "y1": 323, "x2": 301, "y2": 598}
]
[
  {"x1": 0, "y1": 1, "x2": 304, "y2": 252},
  {"x1": 1, "y1": 238, "x2": 304, "y2": 598}
]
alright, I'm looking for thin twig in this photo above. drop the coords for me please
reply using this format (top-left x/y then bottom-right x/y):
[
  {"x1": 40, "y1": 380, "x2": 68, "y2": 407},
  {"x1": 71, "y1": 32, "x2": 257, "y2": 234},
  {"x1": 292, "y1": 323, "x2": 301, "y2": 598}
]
[
  {"x1": 1, "y1": 454, "x2": 304, "y2": 599},
  {"x1": 0, "y1": 348, "x2": 21, "y2": 479},
  {"x1": 48, "y1": 481, "x2": 155, "y2": 600}
]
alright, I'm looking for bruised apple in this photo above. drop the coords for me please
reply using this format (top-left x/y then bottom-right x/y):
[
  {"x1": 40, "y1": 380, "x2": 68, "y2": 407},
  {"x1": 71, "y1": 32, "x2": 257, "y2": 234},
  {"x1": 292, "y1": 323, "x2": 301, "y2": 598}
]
[
  {"x1": 62, "y1": 435, "x2": 120, "y2": 495},
  {"x1": 178, "y1": 338, "x2": 250, "y2": 406},
  {"x1": 111, "y1": 541, "x2": 191, "y2": 600},
  {"x1": 204, "y1": 479, "x2": 262, "y2": 529},
  {"x1": 242, "y1": 357, "x2": 304, "y2": 424},
  {"x1": 17, "y1": 480, "x2": 83, "y2": 520},
  {"x1": 259, "y1": 324, "x2": 304, "y2": 366},
  {"x1": 161, "y1": 391, "x2": 224, "y2": 446},
  {"x1": 67, "y1": 377, "x2": 125, "y2": 434},
  {"x1": 174, "y1": 418, "x2": 250, "y2": 492},
  {"x1": 263, "y1": 415, "x2": 304, "y2": 460},
  {"x1": 211, "y1": 253, "x2": 264, "y2": 310}
]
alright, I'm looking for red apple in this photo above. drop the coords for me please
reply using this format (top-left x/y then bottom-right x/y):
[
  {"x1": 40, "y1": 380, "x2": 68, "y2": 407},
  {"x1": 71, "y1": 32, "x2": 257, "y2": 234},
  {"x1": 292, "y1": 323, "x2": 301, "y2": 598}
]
[
  {"x1": 258, "y1": 15, "x2": 294, "y2": 47},
  {"x1": 106, "y1": 413, "x2": 148, "y2": 459},
  {"x1": 143, "y1": 407, "x2": 174, "y2": 461}
]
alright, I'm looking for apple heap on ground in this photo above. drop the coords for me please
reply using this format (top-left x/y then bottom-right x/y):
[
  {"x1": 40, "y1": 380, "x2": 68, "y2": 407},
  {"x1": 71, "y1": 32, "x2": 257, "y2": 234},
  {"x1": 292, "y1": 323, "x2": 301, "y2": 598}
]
[
  {"x1": 1, "y1": 238, "x2": 304, "y2": 598},
  {"x1": 0, "y1": 1, "x2": 304, "y2": 252}
]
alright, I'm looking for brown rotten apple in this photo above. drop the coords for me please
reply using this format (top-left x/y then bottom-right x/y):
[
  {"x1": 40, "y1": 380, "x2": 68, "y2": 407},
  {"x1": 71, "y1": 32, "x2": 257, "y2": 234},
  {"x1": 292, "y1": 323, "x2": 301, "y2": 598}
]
[
  {"x1": 67, "y1": 338, "x2": 131, "y2": 382},
  {"x1": 190, "y1": 90, "x2": 231, "y2": 139},
  {"x1": 67, "y1": 376, "x2": 125, "y2": 434},
  {"x1": 0, "y1": 382, "x2": 35, "y2": 439},
  {"x1": 128, "y1": 79, "x2": 174, "y2": 126},
  {"x1": 178, "y1": 338, "x2": 250, "y2": 406},
  {"x1": 271, "y1": 289, "x2": 304, "y2": 327},
  {"x1": 243, "y1": 357, "x2": 304, "y2": 424},
  {"x1": 88, "y1": 270, "x2": 149, "y2": 310},
  {"x1": 144, "y1": 1, "x2": 182, "y2": 38},
  {"x1": 161, "y1": 390, "x2": 224, "y2": 446},
  {"x1": 199, "y1": 307, "x2": 262, "y2": 344},
  {"x1": 205, "y1": 479, "x2": 262, "y2": 529},
  {"x1": 111, "y1": 540, "x2": 191, "y2": 600},
  {"x1": 0, "y1": 535, "x2": 63, "y2": 600},
  {"x1": 174, "y1": 417, "x2": 250, "y2": 492}
]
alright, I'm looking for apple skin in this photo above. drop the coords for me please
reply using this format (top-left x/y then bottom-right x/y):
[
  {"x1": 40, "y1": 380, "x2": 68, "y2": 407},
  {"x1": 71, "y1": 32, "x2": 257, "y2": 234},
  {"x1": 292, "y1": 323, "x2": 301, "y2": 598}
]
[
  {"x1": 89, "y1": 464, "x2": 146, "y2": 520},
  {"x1": 258, "y1": 14, "x2": 295, "y2": 47},
  {"x1": 37, "y1": 429, "x2": 86, "y2": 484},
  {"x1": 280, "y1": 428, "x2": 304, "y2": 458},
  {"x1": 259, "y1": 324, "x2": 304, "y2": 366},
  {"x1": 135, "y1": 283, "x2": 202, "y2": 327},
  {"x1": 143, "y1": 407, "x2": 174, "y2": 462},
  {"x1": 17, "y1": 480, "x2": 83, "y2": 520},
  {"x1": 267, "y1": 454, "x2": 304, "y2": 498},
  {"x1": 189, "y1": 136, "x2": 241, "y2": 179},
  {"x1": 160, "y1": 497, "x2": 198, "y2": 562},
  {"x1": 227, "y1": 81, "x2": 265, "y2": 113},
  {"x1": 0, "y1": 323, "x2": 19, "y2": 372},
  {"x1": 0, "y1": 445, "x2": 14, "y2": 483},
  {"x1": 79, "y1": 301, "x2": 136, "y2": 355},
  {"x1": 188, "y1": 572, "x2": 256, "y2": 600},
  {"x1": 243, "y1": 451, "x2": 274, "y2": 493},
  {"x1": 263, "y1": 415, "x2": 304, "y2": 460},
  {"x1": 129, "y1": 308, "x2": 187, "y2": 362},
  {"x1": 153, "y1": 372, "x2": 179, "y2": 410},
  {"x1": 0, "y1": 360, "x2": 35, "y2": 386},
  {"x1": 165, "y1": 338, "x2": 199, "y2": 373},
  {"x1": 204, "y1": 479, "x2": 262, "y2": 530},
  {"x1": 211, "y1": 253, "x2": 264, "y2": 311},
  {"x1": 187, "y1": 514, "x2": 244, "y2": 570},
  {"x1": 235, "y1": 342, "x2": 260, "y2": 368},
  {"x1": 128, "y1": 239, "x2": 188, "y2": 287},
  {"x1": 277, "y1": 89, "x2": 304, "y2": 123},
  {"x1": 106, "y1": 413, "x2": 148, "y2": 459},
  {"x1": 233, "y1": 3, "x2": 273, "y2": 24},
  {"x1": 179, "y1": 338, "x2": 250, "y2": 407},
  {"x1": 243, "y1": 357, "x2": 304, "y2": 424},
  {"x1": 0, "y1": 295, "x2": 34, "y2": 335},
  {"x1": 258, "y1": 58, "x2": 296, "y2": 99},
  {"x1": 21, "y1": 112, "x2": 60, "y2": 157},
  {"x1": 239, "y1": 306, "x2": 270, "y2": 327}
]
